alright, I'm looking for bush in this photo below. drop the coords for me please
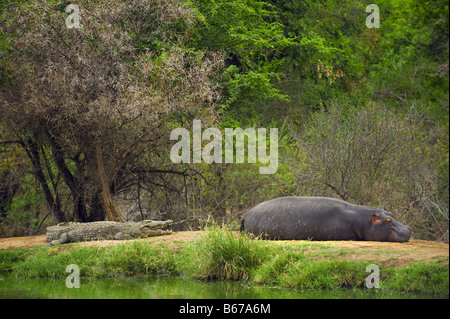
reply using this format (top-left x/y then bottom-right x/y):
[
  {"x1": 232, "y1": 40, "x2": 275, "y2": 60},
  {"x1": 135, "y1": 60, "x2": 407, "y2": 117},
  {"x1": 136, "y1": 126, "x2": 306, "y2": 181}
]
[{"x1": 179, "y1": 227, "x2": 269, "y2": 280}]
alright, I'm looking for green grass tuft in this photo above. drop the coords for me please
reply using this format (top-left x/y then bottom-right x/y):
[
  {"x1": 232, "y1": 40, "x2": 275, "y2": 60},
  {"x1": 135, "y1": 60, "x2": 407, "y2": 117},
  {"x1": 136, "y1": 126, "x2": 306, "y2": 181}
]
[
  {"x1": 179, "y1": 227, "x2": 269, "y2": 280},
  {"x1": 383, "y1": 262, "x2": 449, "y2": 295}
]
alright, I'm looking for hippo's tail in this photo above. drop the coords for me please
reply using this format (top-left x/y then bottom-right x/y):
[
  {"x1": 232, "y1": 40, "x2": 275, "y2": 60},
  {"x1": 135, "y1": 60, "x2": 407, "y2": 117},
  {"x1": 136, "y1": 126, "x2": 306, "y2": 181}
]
[{"x1": 239, "y1": 215, "x2": 245, "y2": 232}]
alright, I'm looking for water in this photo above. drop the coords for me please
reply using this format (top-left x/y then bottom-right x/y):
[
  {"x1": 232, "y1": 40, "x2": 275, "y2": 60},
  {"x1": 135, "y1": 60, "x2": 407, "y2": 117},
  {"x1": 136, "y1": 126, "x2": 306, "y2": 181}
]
[{"x1": 0, "y1": 276, "x2": 441, "y2": 299}]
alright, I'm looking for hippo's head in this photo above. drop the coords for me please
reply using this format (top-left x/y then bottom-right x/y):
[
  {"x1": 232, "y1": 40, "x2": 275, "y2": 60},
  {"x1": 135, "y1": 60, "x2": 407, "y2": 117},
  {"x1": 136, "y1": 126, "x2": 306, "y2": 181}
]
[{"x1": 365, "y1": 210, "x2": 411, "y2": 242}]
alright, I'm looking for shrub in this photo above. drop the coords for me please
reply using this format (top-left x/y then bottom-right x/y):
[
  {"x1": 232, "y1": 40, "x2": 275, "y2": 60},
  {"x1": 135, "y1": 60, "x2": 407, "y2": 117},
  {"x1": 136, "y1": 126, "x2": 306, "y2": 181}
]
[{"x1": 179, "y1": 227, "x2": 269, "y2": 280}]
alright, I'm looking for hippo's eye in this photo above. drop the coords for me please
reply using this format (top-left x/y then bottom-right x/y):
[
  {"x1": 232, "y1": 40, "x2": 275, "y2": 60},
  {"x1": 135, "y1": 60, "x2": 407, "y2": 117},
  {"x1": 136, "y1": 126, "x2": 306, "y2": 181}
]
[{"x1": 385, "y1": 218, "x2": 392, "y2": 225}]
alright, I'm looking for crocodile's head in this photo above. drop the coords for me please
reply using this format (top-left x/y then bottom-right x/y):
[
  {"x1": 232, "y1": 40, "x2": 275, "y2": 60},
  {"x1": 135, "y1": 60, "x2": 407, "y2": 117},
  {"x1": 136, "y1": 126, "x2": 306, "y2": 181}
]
[{"x1": 137, "y1": 219, "x2": 173, "y2": 237}]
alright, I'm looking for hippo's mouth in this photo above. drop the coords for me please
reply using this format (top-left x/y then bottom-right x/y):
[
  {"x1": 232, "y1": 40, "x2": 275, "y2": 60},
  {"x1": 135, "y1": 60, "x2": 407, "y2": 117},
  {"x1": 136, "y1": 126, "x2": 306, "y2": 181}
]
[
  {"x1": 391, "y1": 227, "x2": 412, "y2": 242},
  {"x1": 391, "y1": 230, "x2": 398, "y2": 241}
]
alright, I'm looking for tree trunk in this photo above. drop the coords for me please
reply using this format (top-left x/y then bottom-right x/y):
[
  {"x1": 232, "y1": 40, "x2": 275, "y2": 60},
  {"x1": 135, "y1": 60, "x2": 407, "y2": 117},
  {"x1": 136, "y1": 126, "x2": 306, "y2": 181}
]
[
  {"x1": 89, "y1": 192, "x2": 106, "y2": 221},
  {"x1": 0, "y1": 170, "x2": 20, "y2": 219},
  {"x1": 24, "y1": 138, "x2": 65, "y2": 222},
  {"x1": 95, "y1": 142, "x2": 122, "y2": 222}
]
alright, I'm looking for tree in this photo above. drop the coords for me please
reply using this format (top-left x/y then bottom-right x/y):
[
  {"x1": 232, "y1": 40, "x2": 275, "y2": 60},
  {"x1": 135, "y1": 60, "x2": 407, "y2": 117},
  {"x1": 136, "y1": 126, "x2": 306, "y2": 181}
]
[
  {"x1": 0, "y1": 0, "x2": 223, "y2": 222},
  {"x1": 188, "y1": 0, "x2": 296, "y2": 123}
]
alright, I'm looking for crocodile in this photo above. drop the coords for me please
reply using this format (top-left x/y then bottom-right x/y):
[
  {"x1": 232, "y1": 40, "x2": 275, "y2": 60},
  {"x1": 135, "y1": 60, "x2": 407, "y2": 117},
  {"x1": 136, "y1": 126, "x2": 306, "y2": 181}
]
[{"x1": 45, "y1": 220, "x2": 173, "y2": 246}]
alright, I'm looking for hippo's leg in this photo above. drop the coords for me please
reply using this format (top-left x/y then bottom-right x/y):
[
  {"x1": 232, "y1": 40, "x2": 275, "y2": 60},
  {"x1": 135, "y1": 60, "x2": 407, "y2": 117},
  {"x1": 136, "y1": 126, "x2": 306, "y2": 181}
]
[
  {"x1": 239, "y1": 216, "x2": 245, "y2": 232},
  {"x1": 45, "y1": 233, "x2": 70, "y2": 247}
]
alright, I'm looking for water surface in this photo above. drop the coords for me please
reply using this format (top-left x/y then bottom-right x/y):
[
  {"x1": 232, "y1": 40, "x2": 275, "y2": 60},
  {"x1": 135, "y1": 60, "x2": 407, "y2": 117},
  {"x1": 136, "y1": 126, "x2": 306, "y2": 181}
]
[{"x1": 0, "y1": 276, "x2": 440, "y2": 299}]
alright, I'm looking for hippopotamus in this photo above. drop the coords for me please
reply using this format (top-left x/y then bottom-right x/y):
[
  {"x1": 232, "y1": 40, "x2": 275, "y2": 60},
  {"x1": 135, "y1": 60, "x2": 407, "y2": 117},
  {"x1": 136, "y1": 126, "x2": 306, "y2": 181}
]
[{"x1": 240, "y1": 197, "x2": 411, "y2": 242}]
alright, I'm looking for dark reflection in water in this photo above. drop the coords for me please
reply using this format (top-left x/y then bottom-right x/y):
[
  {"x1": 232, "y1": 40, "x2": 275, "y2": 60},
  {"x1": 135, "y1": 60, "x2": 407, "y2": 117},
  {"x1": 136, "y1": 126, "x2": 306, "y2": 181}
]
[{"x1": 0, "y1": 276, "x2": 439, "y2": 299}]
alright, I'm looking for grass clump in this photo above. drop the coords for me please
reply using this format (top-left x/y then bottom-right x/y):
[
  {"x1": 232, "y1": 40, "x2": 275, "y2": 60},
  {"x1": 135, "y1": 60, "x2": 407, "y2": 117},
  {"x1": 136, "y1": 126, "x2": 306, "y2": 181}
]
[
  {"x1": 179, "y1": 227, "x2": 269, "y2": 280},
  {"x1": 97, "y1": 242, "x2": 177, "y2": 277},
  {"x1": 252, "y1": 250, "x2": 369, "y2": 289},
  {"x1": 0, "y1": 249, "x2": 30, "y2": 273},
  {"x1": 5, "y1": 242, "x2": 178, "y2": 279},
  {"x1": 252, "y1": 251, "x2": 305, "y2": 284},
  {"x1": 278, "y1": 259, "x2": 368, "y2": 289},
  {"x1": 383, "y1": 262, "x2": 449, "y2": 295}
]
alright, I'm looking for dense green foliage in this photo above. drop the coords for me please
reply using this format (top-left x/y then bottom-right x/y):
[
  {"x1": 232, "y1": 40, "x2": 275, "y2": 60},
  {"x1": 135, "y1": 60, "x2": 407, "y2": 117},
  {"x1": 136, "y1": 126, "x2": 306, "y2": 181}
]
[
  {"x1": 0, "y1": 0, "x2": 448, "y2": 241},
  {"x1": 189, "y1": 0, "x2": 295, "y2": 113}
]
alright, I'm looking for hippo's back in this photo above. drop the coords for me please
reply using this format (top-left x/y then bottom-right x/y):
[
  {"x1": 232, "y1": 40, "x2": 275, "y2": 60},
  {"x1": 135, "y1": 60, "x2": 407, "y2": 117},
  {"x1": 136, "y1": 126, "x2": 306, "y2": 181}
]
[{"x1": 241, "y1": 197, "x2": 355, "y2": 240}]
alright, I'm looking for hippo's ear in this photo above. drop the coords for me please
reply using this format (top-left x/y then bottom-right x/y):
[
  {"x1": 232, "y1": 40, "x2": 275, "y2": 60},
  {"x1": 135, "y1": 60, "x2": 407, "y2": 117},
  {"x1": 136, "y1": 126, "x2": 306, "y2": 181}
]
[{"x1": 371, "y1": 213, "x2": 382, "y2": 225}]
